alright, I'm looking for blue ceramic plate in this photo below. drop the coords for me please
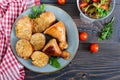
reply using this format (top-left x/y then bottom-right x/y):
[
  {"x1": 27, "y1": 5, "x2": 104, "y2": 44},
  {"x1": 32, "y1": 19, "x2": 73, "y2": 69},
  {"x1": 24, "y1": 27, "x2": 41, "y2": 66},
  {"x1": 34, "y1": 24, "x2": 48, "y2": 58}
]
[{"x1": 10, "y1": 4, "x2": 79, "y2": 73}]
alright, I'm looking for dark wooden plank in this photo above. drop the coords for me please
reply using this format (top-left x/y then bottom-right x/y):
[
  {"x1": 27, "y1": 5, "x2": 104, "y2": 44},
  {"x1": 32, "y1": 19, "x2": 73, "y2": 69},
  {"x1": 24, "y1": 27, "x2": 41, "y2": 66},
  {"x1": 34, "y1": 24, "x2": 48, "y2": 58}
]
[
  {"x1": 40, "y1": 0, "x2": 76, "y2": 4},
  {"x1": 25, "y1": 43, "x2": 120, "y2": 80},
  {"x1": 40, "y1": 2, "x2": 120, "y2": 19},
  {"x1": 41, "y1": 4, "x2": 80, "y2": 19},
  {"x1": 40, "y1": 0, "x2": 120, "y2": 4}
]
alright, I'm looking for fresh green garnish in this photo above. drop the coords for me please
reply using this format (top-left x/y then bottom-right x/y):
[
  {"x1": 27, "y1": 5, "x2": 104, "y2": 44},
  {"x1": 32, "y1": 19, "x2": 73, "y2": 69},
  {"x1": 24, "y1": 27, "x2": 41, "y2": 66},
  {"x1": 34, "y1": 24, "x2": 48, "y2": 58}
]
[
  {"x1": 98, "y1": 17, "x2": 114, "y2": 41},
  {"x1": 49, "y1": 56, "x2": 61, "y2": 68},
  {"x1": 97, "y1": 8, "x2": 109, "y2": 18},
  {"x1": 29, "y1": 4, "x2": 45, "y2": 19}
]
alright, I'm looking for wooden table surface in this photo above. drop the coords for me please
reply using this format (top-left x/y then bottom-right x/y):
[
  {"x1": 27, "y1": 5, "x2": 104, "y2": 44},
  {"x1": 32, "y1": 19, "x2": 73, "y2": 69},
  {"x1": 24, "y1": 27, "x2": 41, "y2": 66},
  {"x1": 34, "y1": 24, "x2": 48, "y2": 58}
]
[{"x1": 25, "y1": 0, "x2": 120, "y2": 80}]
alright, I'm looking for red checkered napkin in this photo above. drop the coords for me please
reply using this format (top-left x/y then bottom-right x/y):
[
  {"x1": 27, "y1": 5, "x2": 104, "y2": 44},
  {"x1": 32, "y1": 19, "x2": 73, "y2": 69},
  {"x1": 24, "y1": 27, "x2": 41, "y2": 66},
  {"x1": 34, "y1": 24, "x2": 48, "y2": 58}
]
[{"x1": 0, "y1": 0, "x2": 40, "y2": 80}]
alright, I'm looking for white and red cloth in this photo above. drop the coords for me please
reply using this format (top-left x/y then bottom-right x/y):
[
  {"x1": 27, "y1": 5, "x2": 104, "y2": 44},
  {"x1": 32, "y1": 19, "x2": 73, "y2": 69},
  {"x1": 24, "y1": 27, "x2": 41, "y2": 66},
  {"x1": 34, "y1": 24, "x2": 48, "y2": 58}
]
[{"x1": 0, "y1": 0, "x2": 40, "y2": 80}]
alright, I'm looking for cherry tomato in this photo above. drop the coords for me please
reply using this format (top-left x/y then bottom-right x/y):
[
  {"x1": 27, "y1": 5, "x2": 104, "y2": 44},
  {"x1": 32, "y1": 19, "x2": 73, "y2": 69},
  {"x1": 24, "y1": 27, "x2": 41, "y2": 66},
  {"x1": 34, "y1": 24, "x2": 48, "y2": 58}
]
[
  {"x1": 79, "y1": 32, "x2": 88, "y2": 41},
  {"x1": 90, "y1": 43, "x2": 99, "y2": 53},
  {"x1": 57, "y1": 0, "x2": 66, "y2": 5},
  {"x1": 79, "y1": 2, "x2": 88, "y2": 8},
  {"x1": 101, "y1": 5, "x2": 109, "y2": 10},
  {"x1": 92, "y1": 0, "x2": 99, "y2": 2}
]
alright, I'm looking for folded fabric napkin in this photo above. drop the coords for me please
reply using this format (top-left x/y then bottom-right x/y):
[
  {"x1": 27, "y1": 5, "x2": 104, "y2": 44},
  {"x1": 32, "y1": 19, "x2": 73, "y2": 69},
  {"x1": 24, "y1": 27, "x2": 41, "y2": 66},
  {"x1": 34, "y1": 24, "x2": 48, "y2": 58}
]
[{"x1": 0, "y1": 0, "x2": 40, "y2": 80}]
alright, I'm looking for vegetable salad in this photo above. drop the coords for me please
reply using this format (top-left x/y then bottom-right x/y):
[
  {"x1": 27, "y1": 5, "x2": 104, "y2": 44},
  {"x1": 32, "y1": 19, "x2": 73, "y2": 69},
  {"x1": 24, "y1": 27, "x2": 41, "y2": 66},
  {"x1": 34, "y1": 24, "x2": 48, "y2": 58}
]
[{"x1": 79, "y1": 0, "x2": 112, "y2": 19}]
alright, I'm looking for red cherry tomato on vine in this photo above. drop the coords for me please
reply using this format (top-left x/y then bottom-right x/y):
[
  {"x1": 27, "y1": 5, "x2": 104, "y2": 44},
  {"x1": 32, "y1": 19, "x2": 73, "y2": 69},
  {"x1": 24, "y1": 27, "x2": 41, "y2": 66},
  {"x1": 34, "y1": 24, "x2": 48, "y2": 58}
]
[
  {"x1": 90, "y1": 43, "x2": 99, "y2": 53},
  {"x1": 79, "y1": 32, "x2": 88, "y2": 41},
  {"x1": 57, "y1": 0, "x2": 66, "y2": 5}
]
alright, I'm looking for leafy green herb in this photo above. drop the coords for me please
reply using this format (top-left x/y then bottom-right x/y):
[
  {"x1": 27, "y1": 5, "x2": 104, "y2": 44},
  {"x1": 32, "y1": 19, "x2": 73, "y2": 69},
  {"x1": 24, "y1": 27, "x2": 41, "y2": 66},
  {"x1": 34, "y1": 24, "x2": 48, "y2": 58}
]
[
  {"x1": 97, "y1": 8, "x2": 109, "y2": 18},
  {"x1": 98, "y1": 17, "x2": 115, "y2": 41},
  {"x1": 49, "y1": 57, "x2": 61, "y2": 68},
  {"x1": 29, "y1": 4, "x2": 45, "y2": 19},
  {"x1": 39, "y1": 4, "x2": 45, "y2": 13}
]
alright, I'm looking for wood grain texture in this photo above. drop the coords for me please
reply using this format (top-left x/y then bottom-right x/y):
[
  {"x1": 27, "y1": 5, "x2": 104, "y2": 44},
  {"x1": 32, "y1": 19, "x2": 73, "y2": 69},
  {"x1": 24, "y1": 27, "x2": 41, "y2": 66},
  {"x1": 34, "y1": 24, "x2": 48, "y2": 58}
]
[
  {"x1": 25, "y1": 0, "x2": 120, "y2": 80},
  {"x1": 25, "y1": 43, "x2": 120, "y2": 80}
]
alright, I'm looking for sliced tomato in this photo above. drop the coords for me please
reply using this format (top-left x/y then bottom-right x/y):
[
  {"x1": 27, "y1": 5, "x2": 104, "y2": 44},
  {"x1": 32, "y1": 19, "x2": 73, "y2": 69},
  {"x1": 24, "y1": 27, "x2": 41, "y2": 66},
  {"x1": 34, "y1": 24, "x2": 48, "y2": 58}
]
[
  {"x1": 100, "y1": 5, "x2": 109, "y2": 10},
  {"x1": 79, "y1": 2, "x2": 88, "y2": 9},
  {"x1": 92, "y1": 0, "x2": 99, "y2": 2}
]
